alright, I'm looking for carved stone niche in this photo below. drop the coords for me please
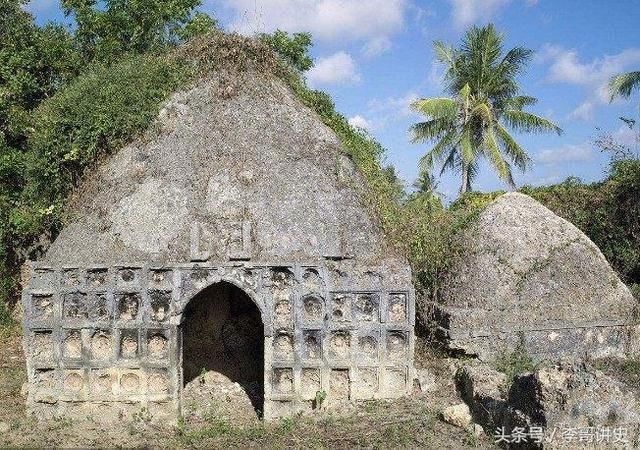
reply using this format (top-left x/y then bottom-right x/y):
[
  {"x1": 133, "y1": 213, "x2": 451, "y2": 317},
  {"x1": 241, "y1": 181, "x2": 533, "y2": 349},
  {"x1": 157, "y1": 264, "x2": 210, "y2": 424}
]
[{"x1": 190, "y1": 221, "x2": 252, "y2": 262}]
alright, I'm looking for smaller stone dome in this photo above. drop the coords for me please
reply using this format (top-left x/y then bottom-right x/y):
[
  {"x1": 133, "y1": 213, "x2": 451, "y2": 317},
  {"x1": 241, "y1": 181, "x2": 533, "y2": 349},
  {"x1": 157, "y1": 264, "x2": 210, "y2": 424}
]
[{"x1": 426, "y1": 192, "x2": 639, "y2": 361}]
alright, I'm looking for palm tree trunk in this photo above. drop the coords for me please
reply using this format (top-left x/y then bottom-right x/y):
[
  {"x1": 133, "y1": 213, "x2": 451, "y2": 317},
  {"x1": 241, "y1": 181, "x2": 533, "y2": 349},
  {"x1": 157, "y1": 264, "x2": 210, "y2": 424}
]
[{"x1": 460, "y1": 163, "x2": 469, "y2": 194}]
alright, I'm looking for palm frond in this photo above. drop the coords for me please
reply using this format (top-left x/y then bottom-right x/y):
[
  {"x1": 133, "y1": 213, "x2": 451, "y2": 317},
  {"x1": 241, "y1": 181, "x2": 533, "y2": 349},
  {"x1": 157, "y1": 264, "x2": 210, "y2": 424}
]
[
  {"x1": 409, "y1": 119, "x2": 455, "y2": 143},
  {"x1": 496, "y1": 46, "x2": 533, "y2": 78},
  {"x1": 439, "y1": 150, "x2": 458, "y2": 176},
  {"x1": 503, "y1": 109, "x2": 562, "y2": 135},
  {"x1": 483, "y1": 126, "x2": 513, "y2": 186},
  {"x1": 410, "y1": 97, "x2": 458, "y2": 120},
  {"x1": 502, "y1": 95, "x2": 538, "y2": 110},
  {"x1": 465, "y1": 24, "x2": 503, "y2": 91},
  {"x1": 433, "y1": 40, "x2": 458, "y2": 91},
  {"x1": 609, "y1": 71, "x2": 640, "y2": 100},
  {"x1": 418, "y1": 129, "x2": 459, "y2": 172},
  {"x1": 460, "y1": 125, "x2": 474, "y2": 165},
  {"x1": 495, "y1": 123, "x2": 530, "y2": 171},
  {"x1": 459, "y1": 83, "x2": 471, "y2": 109},
  {"x1": 459, "y1": 159, "x2": 479, "y2": 193},
  {"x1": 467, "y1": 160, "x2": 480, "y2": 181},
  {"x1": 433, "y1": 40, "x2": 456, "y2": 68}
]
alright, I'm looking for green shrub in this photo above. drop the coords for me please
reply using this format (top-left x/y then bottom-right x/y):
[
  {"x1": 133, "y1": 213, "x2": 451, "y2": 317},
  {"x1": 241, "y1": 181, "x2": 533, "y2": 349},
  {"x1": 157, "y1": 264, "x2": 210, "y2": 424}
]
[
  {"x1": 0, "y1": 294, "x2": 14, "y2": 327},
  {"x1": 404, "y1": 203, "x2": 483, "y2": 308},
  {"x1": 25, "y1": 54, "x2": 188, "y2": 219},
  {"x1": 495, "y1": 336, "x2": 535, "y2": 382},
  {"x1": 449, "y1": 190, "x2": 505, "y2": 211},
  {"x1": 0, "y1": 52, "x2": 190, "y2": 315}
]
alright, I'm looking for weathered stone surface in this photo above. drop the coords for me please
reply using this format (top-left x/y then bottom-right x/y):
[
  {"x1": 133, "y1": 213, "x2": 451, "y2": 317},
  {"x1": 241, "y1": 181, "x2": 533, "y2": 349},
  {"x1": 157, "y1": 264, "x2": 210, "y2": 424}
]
[
  {"x1": 442, "y1": 403, "x2": 473, "y2": 429},
  {"x1": 45, "y1": 71, "x2": 404, "y2": 273},
  {"x1": 505, "y1": 362, "x2": 640, "y2": 447},
  {"x1": 456, "y1": 362, "x2": 640, "y2": 448},
  {"x1": 425, "y1": 192, "x2": 639, "y2": 362},
  {"x1": 415, "y1": 368, "x2": 437, "y2": 393},
  {"x1": 509, "y1": 362, "x2": 640, "y2": 428},
  {"x1": 456, "y1": 364, "x2": 508, "y2": 430},
  {"x1": 457, "y1": 364, "x2": 507, "y2": 404},
  {"x1": 23, "y1": 263, "x2": 416, "y2": 421},
  {"x1": 182, "y1": 371, "x2": 260, "y2": 427},
  {"x1": 22, "y1": 65, "x2": 416, "y2": 422}
]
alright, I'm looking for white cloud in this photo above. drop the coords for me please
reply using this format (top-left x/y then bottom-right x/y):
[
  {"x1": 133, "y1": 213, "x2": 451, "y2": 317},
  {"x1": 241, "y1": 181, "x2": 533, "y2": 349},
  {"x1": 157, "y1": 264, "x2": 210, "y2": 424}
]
[
  {"x1": 348, "y1": 115, "x2": 373, "y2": 131},
  {"x1": 525, "y1": 174, "x2": 564, "y2": 187},
  {"x1": 519, "y1": 170, "x2": 566, "y2": 187},
  {"x1": 358, "y1": 91, "x2": 420, "y2": 130},
  {"x1": 448, "y1": 0, "x2": 540, "y2": 28},
  {"x1": 362, "y1": 37, "x2": 392, "y2": 58},
  {"x1": 306, "y1": 52, "x2": 361, "y2": 86},
  {"x1": 611, "y1": 123, "x2": 640, "y2": 148},
  {"x1": 541, "y1": 47, "x2": 591, "y2": 85},
  {"x1": 368, "y1": 91, "x2": 420, "y2": 118},
  {"x1": 568, "y1": 101, "x2": 595, "y2": 121},
  {"x1": 449, "y1": 0, "x2": 510, "y2": 29},
  {"x1": 536, "y1": 143, "x2": 595, "y2": 164},
  {"x1": 539, "y1": 45, "x2": 640, "y2": 121},
  {"x1": 218, "y1": 0, "x2": 408, "y2": 53}
]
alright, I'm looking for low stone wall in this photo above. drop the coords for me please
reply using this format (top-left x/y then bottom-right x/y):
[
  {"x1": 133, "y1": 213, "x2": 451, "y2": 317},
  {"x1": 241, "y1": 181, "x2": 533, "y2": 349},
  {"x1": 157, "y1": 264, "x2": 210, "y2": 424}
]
[{"x1": 430, "y1": 303, "x2": 638, "y2": 361}]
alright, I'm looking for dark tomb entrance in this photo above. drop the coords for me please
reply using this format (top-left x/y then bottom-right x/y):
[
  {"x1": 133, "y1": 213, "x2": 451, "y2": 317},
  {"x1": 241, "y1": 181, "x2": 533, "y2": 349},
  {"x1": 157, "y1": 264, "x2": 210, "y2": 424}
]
[{"x1": 181, "y1": 282, "x2": 264, "y2": 420}]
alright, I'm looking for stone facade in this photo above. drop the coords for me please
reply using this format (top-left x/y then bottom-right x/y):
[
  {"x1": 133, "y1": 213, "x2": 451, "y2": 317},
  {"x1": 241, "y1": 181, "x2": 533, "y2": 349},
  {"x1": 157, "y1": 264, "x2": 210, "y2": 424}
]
[
  {"x1": 20, "y1": 65, "x2": 417, "y2": 421},
  {"x1": 22, "y1": 261, "x2": 414, "y2": 420}
]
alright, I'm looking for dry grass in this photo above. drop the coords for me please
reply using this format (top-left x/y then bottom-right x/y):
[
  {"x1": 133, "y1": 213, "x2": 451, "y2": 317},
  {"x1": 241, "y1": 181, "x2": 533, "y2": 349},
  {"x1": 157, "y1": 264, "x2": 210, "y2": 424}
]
[{"x1": 0, "y1": 332, "x2": 495, "y2": 449}]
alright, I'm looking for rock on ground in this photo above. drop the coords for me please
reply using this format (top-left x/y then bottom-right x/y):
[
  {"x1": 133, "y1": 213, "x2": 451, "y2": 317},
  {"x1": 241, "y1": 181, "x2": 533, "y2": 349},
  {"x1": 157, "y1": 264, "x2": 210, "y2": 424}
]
[
  {"x1": 457, "y1": 362, "x2": 640, "y2": 448},
  {"x1": 456, "y1": 364, "x2": 508, "y2": 431},
  {"x1": 424, "y1": 192, "x2": 639, "y2": 362},
  {"x1": 414, "y1": 368, "x2": 437, "y2": 393},
  {"x1": 507, "y1": 362, "x2": 640, "y2": 435},
  {"x1": 442, "y1": 403, "x2": 473, "y2": 429},
  {"x1": 182, "y1": 371, "x2": 261, "y2": 427}
]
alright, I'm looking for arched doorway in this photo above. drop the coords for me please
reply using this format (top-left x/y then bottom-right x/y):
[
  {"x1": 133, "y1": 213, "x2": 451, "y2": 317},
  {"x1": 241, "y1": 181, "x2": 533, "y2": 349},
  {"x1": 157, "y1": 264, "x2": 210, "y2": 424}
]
[{"x1": 180, "y1": 281, "x2": 264, "y2": 419}]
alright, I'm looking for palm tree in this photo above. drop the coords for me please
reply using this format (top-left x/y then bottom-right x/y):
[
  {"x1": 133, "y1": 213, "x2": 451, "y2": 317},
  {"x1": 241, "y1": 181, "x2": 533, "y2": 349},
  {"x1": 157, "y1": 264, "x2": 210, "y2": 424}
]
[
  {"x1": 609, "y1": 71, "x2": 640, "y2": 103},
  {"x1": 413, "y1": 170, "x2": 440, "y2": 195},
  {"x1": 411, "y1": 170, "x2": 444, "y2": 210},
  {"x1": 410, "y1": 24, "x2": 562, "y2": 194}
]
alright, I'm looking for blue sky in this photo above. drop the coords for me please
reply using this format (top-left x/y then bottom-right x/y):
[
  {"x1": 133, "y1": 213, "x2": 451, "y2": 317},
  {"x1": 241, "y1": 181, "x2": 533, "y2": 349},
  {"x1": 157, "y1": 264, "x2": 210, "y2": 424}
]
[{"x1": 27, "y1": 0, "x2": 640, "y2": 201}]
